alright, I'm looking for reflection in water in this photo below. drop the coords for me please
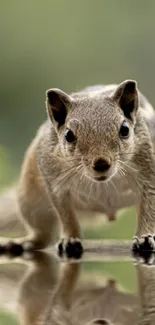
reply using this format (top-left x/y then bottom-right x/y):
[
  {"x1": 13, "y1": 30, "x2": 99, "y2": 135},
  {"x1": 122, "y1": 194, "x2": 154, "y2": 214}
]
[
  {"x1": 0, "y1": 248, "x2": 155, "y2": 324},
  {"x1": 14, "y1": 252, "x2": 138, "y2": 325},
  {"x1": 136, "y1": 256, "x2": 155, "y2": 325}
]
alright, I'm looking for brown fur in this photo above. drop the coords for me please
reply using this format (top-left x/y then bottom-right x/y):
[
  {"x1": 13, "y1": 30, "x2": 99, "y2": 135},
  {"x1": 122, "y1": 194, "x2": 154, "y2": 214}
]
[{"x1": 1, "y1": 80, "x2": 155, "y2": 250}]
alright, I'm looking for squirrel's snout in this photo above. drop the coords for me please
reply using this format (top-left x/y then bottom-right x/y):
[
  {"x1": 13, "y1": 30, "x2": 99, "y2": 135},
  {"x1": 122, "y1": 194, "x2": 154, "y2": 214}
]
[{"x1": 92, "y1": 158, "x2": 111, "y2": 173}]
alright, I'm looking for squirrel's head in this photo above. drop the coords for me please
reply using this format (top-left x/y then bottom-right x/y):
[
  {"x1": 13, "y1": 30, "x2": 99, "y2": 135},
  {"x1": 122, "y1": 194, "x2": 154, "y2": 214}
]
[{"x1": 46, "y1": 80, "x2": 139, "y2": 183}]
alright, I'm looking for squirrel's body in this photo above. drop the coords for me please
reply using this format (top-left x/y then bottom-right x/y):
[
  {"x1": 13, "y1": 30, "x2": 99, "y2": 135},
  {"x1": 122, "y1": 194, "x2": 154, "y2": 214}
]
[{"x1": 1, "y1": 80, "x2": 155, "y2": 253}]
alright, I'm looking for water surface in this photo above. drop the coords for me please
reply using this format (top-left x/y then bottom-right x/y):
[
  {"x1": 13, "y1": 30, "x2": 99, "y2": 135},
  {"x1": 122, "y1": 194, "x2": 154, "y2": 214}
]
[{"x1": 0, "y1": 240, "x2": 154, "y2": 325}]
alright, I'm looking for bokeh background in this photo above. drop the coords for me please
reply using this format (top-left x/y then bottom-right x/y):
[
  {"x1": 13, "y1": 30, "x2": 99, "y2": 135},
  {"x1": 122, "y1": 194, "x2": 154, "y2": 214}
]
[
  {"x1": 0, "y1": 0, "x2": 154, "y2": 323},
  {"x1": 1, "y1": 0, "x2": 155, "y2": 185}
]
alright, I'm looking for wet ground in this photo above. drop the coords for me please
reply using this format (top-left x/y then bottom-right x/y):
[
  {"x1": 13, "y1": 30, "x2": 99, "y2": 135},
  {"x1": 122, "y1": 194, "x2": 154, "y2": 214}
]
[{"x1": 0, "y1": 240, "x2": 154, "y2": 325}]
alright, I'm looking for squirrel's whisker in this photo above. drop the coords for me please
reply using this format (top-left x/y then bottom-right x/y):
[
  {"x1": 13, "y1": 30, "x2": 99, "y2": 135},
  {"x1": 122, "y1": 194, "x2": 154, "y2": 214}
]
[
  {"x1": 53, "y1": 164, "x2": 83, "y2": 196},
  {"x1": 118, "y1": 162, "x2": 141, "y2": 194}
]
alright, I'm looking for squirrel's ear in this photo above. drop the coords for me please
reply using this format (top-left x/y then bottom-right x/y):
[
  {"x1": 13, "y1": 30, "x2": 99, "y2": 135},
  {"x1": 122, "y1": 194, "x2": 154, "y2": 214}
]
[
  {"x1": 46, "y1": 88, "x2": 72, "y2": 127},
  {"x1": 113, "y1": 80, "x2": 139, "y2": 120}
]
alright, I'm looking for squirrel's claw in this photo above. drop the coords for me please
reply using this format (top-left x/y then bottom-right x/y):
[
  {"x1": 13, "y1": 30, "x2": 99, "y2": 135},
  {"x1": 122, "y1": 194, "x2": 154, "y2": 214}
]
[
  {"x1": 57, "y1": 237, "x2": 83, "y2": 259},
  {"x1": 132, "y1": 234, "x2": 155, "y2": 253}
]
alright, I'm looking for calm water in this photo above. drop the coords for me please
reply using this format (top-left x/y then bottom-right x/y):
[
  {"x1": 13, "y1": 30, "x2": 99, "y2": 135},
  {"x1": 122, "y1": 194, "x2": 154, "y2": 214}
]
[{"x1": 0, "y1": 240, "x2": 154, "y2": 325}]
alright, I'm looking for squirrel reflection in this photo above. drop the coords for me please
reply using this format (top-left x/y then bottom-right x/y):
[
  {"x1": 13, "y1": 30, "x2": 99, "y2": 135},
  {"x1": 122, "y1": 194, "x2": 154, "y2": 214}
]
[
  {"x1": 1, "y1": 251, "x2": 155, "y2": 324},
  {"x1": 135, "y1": 253, "x2": 155, "y2": 325},
  {"x1": 17, "y1": 252, "x2": 138, "y2": 325}
]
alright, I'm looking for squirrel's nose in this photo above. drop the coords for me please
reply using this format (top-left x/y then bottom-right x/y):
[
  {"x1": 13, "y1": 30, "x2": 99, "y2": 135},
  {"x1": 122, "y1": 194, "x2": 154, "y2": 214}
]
[{"x1": 93, "y1": 158, "x2": 111, "y2": 172}]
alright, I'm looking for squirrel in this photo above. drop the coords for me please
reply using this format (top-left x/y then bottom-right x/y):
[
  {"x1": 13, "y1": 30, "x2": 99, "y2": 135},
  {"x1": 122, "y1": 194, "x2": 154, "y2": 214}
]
[{"x1": 1, "y1": 79, "x2": 155, "y2": 255}]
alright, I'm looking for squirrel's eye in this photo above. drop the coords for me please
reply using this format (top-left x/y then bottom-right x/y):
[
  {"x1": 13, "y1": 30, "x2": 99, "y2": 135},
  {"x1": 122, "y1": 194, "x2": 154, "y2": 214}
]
[
  {"x1": 65, "y1": 128, "x2": 76, "y2": 143},
  {"x1": 119, "y1": 121, "x2": 130, "y2": 139}
]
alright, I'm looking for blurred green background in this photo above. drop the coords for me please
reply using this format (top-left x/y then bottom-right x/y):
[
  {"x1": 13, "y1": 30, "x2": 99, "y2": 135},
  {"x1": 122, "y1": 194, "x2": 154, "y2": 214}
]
[
  {"x1": 1, "y1": 0, "x2": 155, "y2": 182},
  {"x1": 0, "y1": 0, "x2": 154, "y2": 323}
]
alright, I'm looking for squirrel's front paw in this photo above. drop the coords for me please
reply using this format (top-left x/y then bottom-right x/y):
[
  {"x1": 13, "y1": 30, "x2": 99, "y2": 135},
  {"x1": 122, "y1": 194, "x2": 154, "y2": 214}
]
[
  {"x1": 4, "y1": 240, "x2": 36, "y2": 257},
  {"x1": 132, "y1": 235, "x2": 155, "y2": 253},
  {"x1": 57, "y1": 237, "x2": 83, "y2": 259},
  {"x1": 2, "y1": 237, "x2": 44, "y2": 257},
  {"x1": 133, "y1": 250, "x2": 155, "y2": 265}
]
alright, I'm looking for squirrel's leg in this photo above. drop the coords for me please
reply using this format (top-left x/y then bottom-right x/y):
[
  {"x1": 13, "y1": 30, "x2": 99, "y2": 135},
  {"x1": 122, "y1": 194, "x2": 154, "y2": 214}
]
[
  {"x1": 18, "y1": 252, "x2": 59, "y2": 325},
  {"x1": 132, "y1": 172, "x2": 155, "y2": 253},
  {"x1": 16, "y1": 189, "x2": 59, "y2": 251},
  {"x1": 42, "y1": 261, "x2": 80, "y2": 324},
  {"x1": 4, "y1": 161, "x2": 60, "y2": 253},
  {"x1": 9, "y1": 144, "x2": 60, "y2": 252},
  {"x1": 134, "y1": 264, "x2": 155, "y2": 323},
  {"x1": 55, "y1": 191, "x2": 83, "y2": 258}
]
